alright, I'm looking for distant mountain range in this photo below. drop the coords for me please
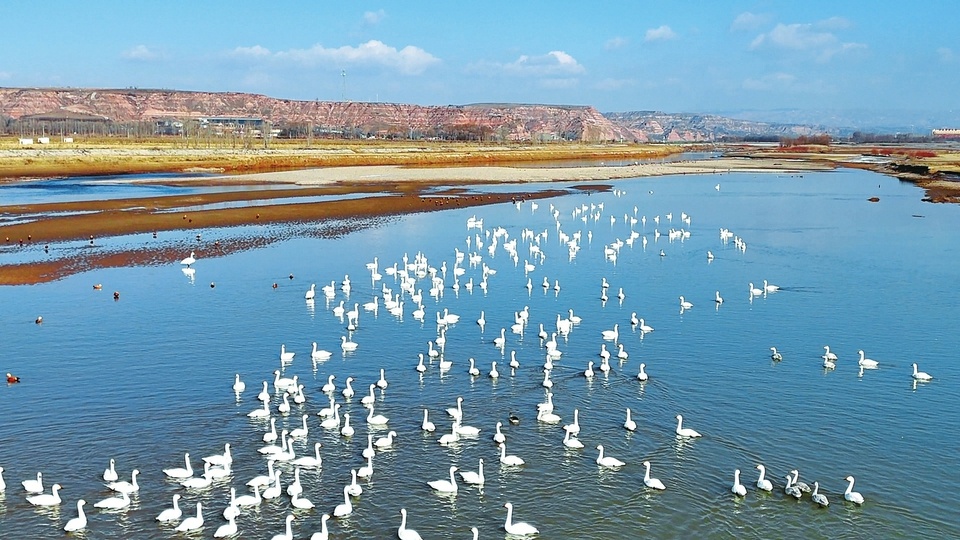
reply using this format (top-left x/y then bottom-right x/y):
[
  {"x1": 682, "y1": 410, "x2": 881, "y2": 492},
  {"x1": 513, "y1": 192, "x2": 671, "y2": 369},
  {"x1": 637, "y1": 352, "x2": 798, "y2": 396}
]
[{"x1": 0, "y1": 87, "x2": 945, "y2": 142}]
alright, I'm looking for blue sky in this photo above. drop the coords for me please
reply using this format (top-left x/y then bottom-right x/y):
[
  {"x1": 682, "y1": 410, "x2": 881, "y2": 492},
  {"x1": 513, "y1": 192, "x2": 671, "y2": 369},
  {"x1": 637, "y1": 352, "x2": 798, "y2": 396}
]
[{"x1": 1, "y1": 1, "x2": 958, "y2": 126}]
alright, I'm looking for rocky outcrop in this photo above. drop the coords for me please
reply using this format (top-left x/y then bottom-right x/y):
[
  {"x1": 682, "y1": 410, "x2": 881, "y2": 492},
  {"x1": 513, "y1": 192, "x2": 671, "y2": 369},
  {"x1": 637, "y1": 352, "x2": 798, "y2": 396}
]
[
  {"x1": 605, "y1": 110, "x2": 834, "y2": 142},
  {"x1": 0, "y1": 88, "x2": 634, "y2": 142}
]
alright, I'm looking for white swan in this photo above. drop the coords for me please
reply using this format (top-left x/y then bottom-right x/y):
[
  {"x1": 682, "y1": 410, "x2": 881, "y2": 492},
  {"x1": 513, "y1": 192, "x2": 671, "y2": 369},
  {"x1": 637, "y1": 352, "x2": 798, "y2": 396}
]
[
  {"x1": 375, "y1": 430, "x2": 397, "y2": 449},
  {"x1": 679, "y1": 295, "x2": 693, "y2": 309},
  {"x1": 493, "y1": 421, "x2": 506, "y2": 444},
  {"x1": 784, "y1": 474, "x2": 802, "y2": 499},
  {"x1": 715, "y1": 290, "x2": 724, "y2": 305},
  {"x1": 94, "y1": 489, "x2": 129, "y2": 510},
  {"x1": 27, "y1": 483, "x2": 61, "y2": 506},
  {"x1": 822, "y1": 345, "x2": 838, "y2": 361},
  {"x1": 376, "y1": 368, "x2": 389, "y2": 389},
  {"x1": 770, "y1": 347, "x2": 783, "y2": 361},
  {"x1": 175, "y1": 502, "x2": 204, "y2": 532},
  {"x1": 638, "y1": 318, "x2": 654, "y2": 333},
  {"x1": 596, "y1": 445, "x2": 625, "y2": 468},
  {"x1": 333, "y1": 485, "x2": 353, "y2": 517},
  {"x1": 503, "y1": 502, "x2": 539, "y2": 535},
  {"x1": 103, "y1": 458, "x2": 119, "y2": 482},
  {"x1": 290, "y1": 413, "x2": 310, "y2": 439},
  {"x1": 311, "y1": 514, "x2": 331, "y2": 540},
  {"x1": 156, "y1": 493, "x2": 183, "y2": 521},
  {"x1": 844, "y1": 475, "x2": 865, "y2": 505},
  {"x1": 637, "y1": 363, "x2": 649, "y2": 381},
  {"x1": 203, "y1": 443, "x2": 232, "y2": 467},
  {"x1": 258, "y1": 380, "x2": 270, "y2": 402},
  {"x1": 459, "y1": 459, "x2": 484, "y2": 486},
  {"x1": 340, "y1": 335, "x2": 358, "y2": 352},
  {"x1": 624, "y1": 408, "x2": 637, "y2": 431},
  {"x1": 234, "y1": 484, "x2": 262, "y2": 507},
  {"x1": 912, "y1": 363, "x2": 933, "y2": 381},
  {"x1": 732, "y1": 469, "x2": 747, "y2": 497},
  {"x1": 107, "y1": 468, "x2": 140, "y2": 494},
  {"x1": 357, "y1": 455, "x2": 374, "y2": 478},
  {"x1": 563, "y1": 409, "x2": 581, "y2": 435},
  {"x1": 477, "y1": 310, "x2": 486, "y2": 332},
  {"x1": 311, "y1": 342, "x2": 332, "y2": 361},
  {"x1": 416, "y1": 353, "x2": 427, "y2": 373},
  {"x1": 279, "y1": 344, "x2": 295, "y2": 362},
  {"x1": 812, "y1": 481, "x2": 829, "y2": 507},
  {"x1": 64, "y1": 499, "x2": 87, "y2": 531},
  {"x1": 261, "y1": 471, "x2": 283, "y2": 499},
  {"x1": 763, "y1": 279, "x2": 780, "y2": 293},
  {"x1": 493, "y1": 328, "x2": 506, "y2": 348},
  {"x1": 537, "y1": 407, "x2": 561, "y2": 424},
  {"x1": 398, "y1": 508, "x2": 424, "y2": 540},
  {"x1": 292, "y1": 442, "x2": 323, "y2": 468},
  {"x1": 675, "y1": 414, "x2": 701, "y2": 438},
  {"x1": 756, "y1": 464, "x2": 773, "y2": 491},
  {"x1": 790, "y1": 470, "x2": 812, "y2": 493},
  {"x1": 617, "y1": 343, "x2": 629, "y2": 361},
  {"x1": 499, "y1": 443, "x2": 525, "y2": 466},
  {"x1": 563, "y1": 429, "x2": 584, "y2": 449},
  {"x1": 583, "y1": 360, "x2": 595, "y2": 379},
  {"x1": 643, "y1": 461, "x2": 666, "y2": 490},
  {"x1": 22, "y1": 471, "x2": 43, "y2": 493},
  {"x1": 857, "y1": 350, "x2": 879, "y2": 368},
  {"x1": 180, "y1": 251, "x2": 196, "y2": 266},
  {"x1": 341, "y1": 376, "x2": 355, "y2": 398},
  {"x1": 568, "y1": 308, "x2": 582, "y2": 324},
  {"x1": 321, "y1": 404, "x2": 341, "y2": 429},
  {"x1": 489, "y1": 361, "x2": 500, "y2": 379},
  {"x1": 214, "y1": 512, "x2": 239, "y2": 538},
  {"x1": 340, "y1": 413, "x2": 355, "y2": 437},
  {"x1": 455, "y1": 421, "x2": 481, "y2": 437},
  {"x1": 180, "y1": 463, "x2": 214, "y2": 489},
  {"x1": 366, "y1": 404, "x2": 389, "y2": 426},
  {"x1": 428, "y1": 465, "x2": 459, "y2": 493},
  {"x1": 163, "y1": 452, "x2": 193, "y2": 480},
  {"x1": 345, "y1": 469, "x2": 362, "y2": 497},
  {"x1": 420, "y1": 409, "x2": 436, "y2": 432},
  {"x1": 602, "y1": 323, "x2": 620, "y2": 341},
  {"x1": 291, "y1": 490, "x2": 315, "y2": 511},
  {"x1": 246, "y1": 460, "x2": 275, "y2": 489},
  {"x1": 748, "y1": 282, "x2": 763, "y2": 296}
]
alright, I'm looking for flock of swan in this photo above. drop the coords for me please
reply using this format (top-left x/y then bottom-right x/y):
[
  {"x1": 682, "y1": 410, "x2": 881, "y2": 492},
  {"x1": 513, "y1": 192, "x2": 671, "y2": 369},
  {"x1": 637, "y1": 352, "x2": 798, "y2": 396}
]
[{"x1": 5, "y1": 183, "x2": 941, "y2": 538}]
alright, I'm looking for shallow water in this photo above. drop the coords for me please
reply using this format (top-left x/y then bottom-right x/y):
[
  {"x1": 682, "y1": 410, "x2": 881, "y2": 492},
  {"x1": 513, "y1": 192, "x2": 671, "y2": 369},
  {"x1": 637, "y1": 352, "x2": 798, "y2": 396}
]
[{"x1": 0, "y1": 168, "x2": 957, "y2": 539}]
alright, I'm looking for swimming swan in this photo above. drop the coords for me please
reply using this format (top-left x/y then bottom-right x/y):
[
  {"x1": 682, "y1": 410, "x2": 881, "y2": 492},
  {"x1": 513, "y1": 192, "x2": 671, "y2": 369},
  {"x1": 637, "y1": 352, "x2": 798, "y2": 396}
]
[
  {"x1": 428, "y1": 466, "x2": 458, "y2": 493},
  {"x1": 770, "y1": 347, "x2": 783, "y2": 361},
  {"x1": 643, "y1": 461, "x2": 666, "y2": 490},
  {"x1": 503, "y1": 502, "x2": 539, "y2": 535},
  {"x1": 755, "y1": 464, "x2": 773, "y2": 491},
  {"x1": 811, "y1": 481, "x2": 829, "y2": 507},
  {"x1": 596, "y1": 445, "x2": 625, "y2": 468},
  {"x1": 175, "y1": 502, "x2": 204, "y2": 532},
  {"x1": 731, "y1": 469, "x2": 747, "y2": 497},
  {"x1": 675, "y1": 414, "x2": 701, "y2": 438},
  {"x1": 499, "y1": 443, "x2": 525, "y2": 466},
  {"x1": 64, "y1": 499, "x2": 87, "y2": 531},
  {"x1": 459, "y1": 459, "x2": 485, "y2": 486},
  {"x1": 844, "y1": 475, "x2": 865, "y2": 505},
  {"x1": 912, "y1": 363, "x2": 933, "y2": 381},
  {"x1": 858, "y1": 350, "x2": 879, "y2": 368},
  {"x1": 398, "y1": 508, "x2": 424, "y2": 540},
  {"x1": 103, "y1": 458, "x2": 119, "y2": 482},
  {"x1": 27, "y1": 483, "x2": 61, "y2": 506},
  {"x1": 156, "y1": 493, "x2": 183, "y2": 521},
  {"x1": 624, "y1": 408, "x2": 637, "y2": 431}
]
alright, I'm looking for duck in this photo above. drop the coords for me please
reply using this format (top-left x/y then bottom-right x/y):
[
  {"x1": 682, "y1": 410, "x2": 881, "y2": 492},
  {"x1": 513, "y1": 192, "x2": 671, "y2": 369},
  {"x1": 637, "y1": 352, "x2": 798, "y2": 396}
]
[
  {"x1": 175, "y1": 502, "x2": 204, "y2": 532},
  {"x1": 6, "y1": 372, "x2": 20, "y2": 383},
  {"x1": 398, "y1": 508, "x2": 424, "y2": 540},
  {"x1": 498, "y1": 443, "x2": 525, "y2": 466},
  {"x1": 311, "y1": 342, "x2": 332, "y2": 361},
  {"x1": 732, "y1": 470, "x2": 747, "y2": 497},
  {"x1": 596, "y1": 445, "x2": 625, "y2": 468},
  {"x1": 107, "y1": 468, "x2": 140, "y2": 494},
  {"x1": 22, "y1": 471, "x2": 43, "y2": 493},
  {"x1": 503, "y1": 502, "x2": 539, "y2": 535},
  {"x1": 912, "y1": 362, "x2": 933, "y2": 381},
  {"x1": 333, "y1": 485, "x2": 353, "y2": 517},
  {"x1": 102, "y1": 458, "x2": 119, "y2": 482},
  {"x1": 94, "y1": 489, "x2": 130, "y2": 510},
  {"x1": 857, "y1": 350, "x2": 879, "y2": 368},
  {"x1": 64, "y1": 499, "x2": 87, "y2": 531},
  {"x1": 643, "y1": 461, "x2": 666, "y2": 490},
  {"x1": 26, "y1": 483, "x2": 62, "y2": 506},
  {"x1": 163, "y1": 452, "x2": 193, "y2": 479},
  {"x1": 624, "y1": 408, "x2": 637, "y2": 431},
  {"x1": 156, "y1": 493, "x2": 183, "y2": 521},
  {"x1": 844, "y1": 475, "x2": 865, "y2": 505},
  {"x1": 812, "y1": 481, "x2": 830, "y2": 507},
  {"x1": 428, "y1": 465, "x2": 459, "y2": 494},
  {"x1": 770, "y1": 347, "x2": 783, "y2": 361},
  {"x1": 675, "y1": 414, "x2": 701, "y2": 438},
  {"x1": 459, "y1": 459, "x2": 485, "y2": 486},
  {"x1": 637, "y1": 363, "x2": 649, "y2": 381},
  {"x1": 755, "y1": 464, "x2": 773, "y2": 491}
]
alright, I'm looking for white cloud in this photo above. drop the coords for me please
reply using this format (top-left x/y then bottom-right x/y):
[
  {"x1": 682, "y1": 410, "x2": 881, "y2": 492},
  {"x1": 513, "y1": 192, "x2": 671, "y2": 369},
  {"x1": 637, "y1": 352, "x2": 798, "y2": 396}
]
[
  {"x1": 604, "y1": 36, "x2": 629, "y2": 50},
  {"x1": 500, "y1": 50, "x2": 586, "y2": 77},
  {"x1": 121, "y1": 45, "x2": 163, "y2": 61},
  {"x1": 594, "y1": 77, "x2": 634, "y2": 91},
  {"x1": 644, "y1": 25, "x2": 677, "y2": 42},
  {"x1": 816, "y1": 16, "x2": 851, "y2": 30},
  {"x1": 750, "y1": 21, "x2": 865, "y2": 61},
  {"x1": 228, "y1": 40, "x2": 439, "y2": 75},
  {"x1": 742, "y1": 72, "x2": 796, "y2": 91},
  {"x1": 540, "y1": 77, "x2": 579, "y2": 89},
  {"x1": 363, "y1": 9, "x2": 386, "y2": 25},
  {"x1": 938, "y1": 47, "x2": 954, "y2": 63},
  {"x1": 731, "y1": 12, "x2": 770, "y2": 32}
]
